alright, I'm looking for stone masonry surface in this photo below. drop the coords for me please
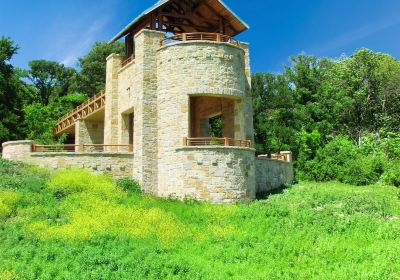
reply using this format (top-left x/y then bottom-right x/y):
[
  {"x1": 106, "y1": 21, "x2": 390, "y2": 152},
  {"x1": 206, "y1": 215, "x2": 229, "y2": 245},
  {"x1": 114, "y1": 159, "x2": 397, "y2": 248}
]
[
  {"x1": 2, "y1": 141, "x2": 133, "y2": 178},
  {"x1": 2, "y1": 31, "x2": 294, "y2": 203}
]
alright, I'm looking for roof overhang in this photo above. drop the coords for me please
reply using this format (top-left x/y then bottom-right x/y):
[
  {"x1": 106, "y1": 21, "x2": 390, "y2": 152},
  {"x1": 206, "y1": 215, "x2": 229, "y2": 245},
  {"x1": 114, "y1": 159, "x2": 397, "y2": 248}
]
[{"x1": 110, "y1": 0, "x2": 249, "y2": 43}]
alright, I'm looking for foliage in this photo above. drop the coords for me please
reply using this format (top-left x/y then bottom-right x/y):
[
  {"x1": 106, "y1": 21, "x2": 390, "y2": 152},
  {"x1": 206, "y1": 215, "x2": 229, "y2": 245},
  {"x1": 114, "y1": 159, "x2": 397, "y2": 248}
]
[
  {"x1": 209, "y1": 115, "x2": 223, "y2": 138},
  {"x1": 23, "y1": 93, "x2": 86, "y2": 144},
  {"x1": 1, "y1": 162, "x2": 400, "y2": 279},
  {"x1": 382, "y1": 160, "x2": 400, "y2": 187},
  {"x1": 297, "y1": 135, "x2": 387, "y2": 185},
  {"x1": 47, "y1": 169, "x2": 119, "y2": 198},
  {"x1": 71, "y1": 42, "x2": 124, "y2": 97},
  {"x1": 0, "y1": 37, "x2": 123, "y2": 145},
  {"x1": 0, "y1": 37, "x2": 29, "y2": 144},
  {"x1": 27, "y1": 60, "x2": 77, "y2": 105},
  {"x1": 253, "y1": 49, "x2": 400, "y2": 185},
  {"x1": 116, "y1": 177, "x2": 142, "y2": 194}
]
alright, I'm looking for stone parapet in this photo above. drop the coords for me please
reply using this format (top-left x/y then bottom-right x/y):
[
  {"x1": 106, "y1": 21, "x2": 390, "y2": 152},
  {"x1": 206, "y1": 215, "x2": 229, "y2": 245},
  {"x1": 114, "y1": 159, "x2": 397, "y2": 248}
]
[
  {"x1": 2, "y1": 140, "x2": 34, "y2": 161},
  {"x1": 30, "y1": 152, "x2": 133, "y2": 178},
  {"x1": 158, "y1": 146, "x2": 256, "y2": 204}
]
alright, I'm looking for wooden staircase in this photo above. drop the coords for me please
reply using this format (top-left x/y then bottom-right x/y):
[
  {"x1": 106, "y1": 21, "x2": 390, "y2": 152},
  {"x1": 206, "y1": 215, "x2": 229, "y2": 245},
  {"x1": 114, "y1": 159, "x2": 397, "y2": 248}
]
[{"x1": 55, "y1": 90, "x2": 106, "y2": 135}]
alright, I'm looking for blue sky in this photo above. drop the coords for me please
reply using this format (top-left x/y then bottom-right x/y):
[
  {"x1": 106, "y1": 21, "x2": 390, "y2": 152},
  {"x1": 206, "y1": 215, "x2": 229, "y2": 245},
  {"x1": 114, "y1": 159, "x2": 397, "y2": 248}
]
[{"x1": 1, "y1": 0, "x2": 400, "y2": 73}]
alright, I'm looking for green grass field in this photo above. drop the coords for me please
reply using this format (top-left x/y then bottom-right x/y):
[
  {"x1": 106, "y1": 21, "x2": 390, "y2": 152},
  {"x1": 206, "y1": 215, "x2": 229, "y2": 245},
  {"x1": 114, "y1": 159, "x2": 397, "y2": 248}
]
[{"x1": 1, "y1": 160, "x2": 400, "y2": 280}]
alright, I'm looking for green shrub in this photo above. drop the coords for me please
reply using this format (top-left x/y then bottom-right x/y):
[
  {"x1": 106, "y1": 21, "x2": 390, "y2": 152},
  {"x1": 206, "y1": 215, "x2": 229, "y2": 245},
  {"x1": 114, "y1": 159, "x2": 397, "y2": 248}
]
[
  {"x1": 382, "y1": 160, "x2": 400, "y2": 187},
  {"x1": 0, "y1": 191, "x2": 20, "y2": 220},
  {"x1": 382, "y1": 133, "x2": 400, "y2": 159},
  {"x1": 47, "y1": 169, "x2": 120, "y2": 198},
  {"x1": 297, "y1": 136, "x2": 386, "y2": 186},
  {"x1": 116, "y1": 177, "x2": 141, "y2": 193},
  {"x1": 305, "y1": 136, "x2": 358, "y2": 182},
  {"x1": 0, "y1": 159, "x2": 24, "y2": 177},
  {"x1": 341, "y1": 155, "x2": 386, "y2": 186}
]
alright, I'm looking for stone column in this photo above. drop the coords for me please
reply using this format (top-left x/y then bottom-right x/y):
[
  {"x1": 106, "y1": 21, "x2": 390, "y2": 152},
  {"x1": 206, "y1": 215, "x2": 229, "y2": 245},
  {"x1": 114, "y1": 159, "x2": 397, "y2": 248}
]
[
  {"x1": 75, "y1": 119, "x2": 104, "y2": 144},
  {"x1": 240, "y1": 43, "x2": 255, "y2": 145},
  {"x1": 104, "y1": 54, "x2": 122, "y2": 146},
  {"x1": 133, "y1": 29, "x2": 165, "y2": 193}
]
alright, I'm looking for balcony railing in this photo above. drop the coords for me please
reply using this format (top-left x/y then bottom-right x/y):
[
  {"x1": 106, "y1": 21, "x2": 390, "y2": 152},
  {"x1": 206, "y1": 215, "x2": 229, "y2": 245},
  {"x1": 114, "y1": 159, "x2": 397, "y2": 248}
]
[
  {"x1": 161, "y1": 32, "x2": 240, "y2": 46},
  {"x1": 55, "y1": 90, "x2": 106, "y2": 135},
  {"x1": 33, "y1": 144, "x2": 133, "y2": 153},
  {"x1": 121, "y1": 55, "x2": 135, "y2": 67},
  {"x1": 183, "y1": 137, "x2": 251, "y2": 148}
]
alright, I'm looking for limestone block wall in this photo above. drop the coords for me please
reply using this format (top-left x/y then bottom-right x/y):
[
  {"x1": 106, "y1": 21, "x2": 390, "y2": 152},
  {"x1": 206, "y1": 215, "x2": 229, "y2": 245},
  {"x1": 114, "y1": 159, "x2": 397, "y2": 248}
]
[
  {"x1": 2, "y1": 141, "x2": 133, "y2": 178},
  {"x1": 118, "y1": 61, "x2": 137, "y2": 115},
  {"x1": 255, "y1": 158, "x2": 294, "y2": 194},
  {"x1": 132, "y1": 30, "x2": 165, "y2": 193},
  {"x1": 104, "y1": 54, "x2": 122, "y2": 146},
  {"x1": 117, "y1": 61, "x2": 137, "y2": 146},
  {"x1": 158, "y1": 41, "x2": 247, "y2": 98},
  {"x1": 241, "y1": 43, "x2": 254, "y2": 142},
  {"x1": 156, "y1": 40, "x2": 253, "y2": 196},
  {"x1": 166, "y1": 147, "x2": 256, "y2": 203},
  {"x1": 30, "y1": 153, "x2": 133, "y2": 178},
  {"x1": 2, "y1": 141, "x2": 34, "y2": 161},
  {"x1": 75, "y1": 119, "x2": 104, "y2": 145}
]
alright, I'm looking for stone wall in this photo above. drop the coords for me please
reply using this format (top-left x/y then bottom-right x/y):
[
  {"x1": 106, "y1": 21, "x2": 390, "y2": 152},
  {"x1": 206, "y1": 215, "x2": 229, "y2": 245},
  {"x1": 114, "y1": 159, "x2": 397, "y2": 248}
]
[
  {"x1": 104, "y1": 53, "x2": 122, "y2": 146},
  {"x1": 30, "y1": 153, "x2": 133, "y2": 178},
  {"x1": 75, "y1": 119, "x2": 104, "y2": 145},
  {"x1": 158, "y1": 41, "x2": 246, "y2": 98},
  {"x1": 168, "y1": 147, "x2": 256, "y2": 204},
  {"x1": 255, "y1": 158, "x2": 294, "y2": 194},
  {"x1": 156, "y1": 39, "x2": 253, "y2": 198},
  {"x1": 132, "y1": 30, "x2": 165, "y2": 193},
  {"x1": 2, "y1": 141, "x2": 133, "y2": 178},
  {"x1": 2, "y1": 141, "x2": 34, "y2": 162}
]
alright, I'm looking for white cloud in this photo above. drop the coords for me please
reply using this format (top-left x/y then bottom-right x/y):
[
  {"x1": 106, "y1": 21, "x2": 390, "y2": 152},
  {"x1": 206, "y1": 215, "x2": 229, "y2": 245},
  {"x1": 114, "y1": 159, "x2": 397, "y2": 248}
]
[
  {"x1": 312, "y1": 16, "x2": 400, "y2": 55},
  {"x1": 60, "y1": 17, "x2": 109, "y2": 67}
]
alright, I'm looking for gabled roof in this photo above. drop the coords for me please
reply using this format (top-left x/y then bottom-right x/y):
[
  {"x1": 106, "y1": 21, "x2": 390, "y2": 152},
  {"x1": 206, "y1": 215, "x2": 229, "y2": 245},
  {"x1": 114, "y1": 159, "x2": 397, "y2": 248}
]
[{"x1": 110, "y1": 0, "x2": 249, "y2": 42}]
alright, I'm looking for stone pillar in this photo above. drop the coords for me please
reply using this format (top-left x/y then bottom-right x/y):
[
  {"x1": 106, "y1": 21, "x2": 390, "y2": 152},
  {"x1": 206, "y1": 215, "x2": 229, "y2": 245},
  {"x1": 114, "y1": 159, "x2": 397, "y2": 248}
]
[
  {"x1": 240, "y1": 43, "x2": 255, "y2": 145},
  {"x1": 104, "y1": 54, "x2": 122, "y2": 146},
  {"x1": 75, "y1": 119, "x2": 104, "y2": 145},
  {"x1": 133, "y1": 29, "x2": 165, "y2": 193},
  {"x1": 234, "y1": 99, "x2": 246, "y2": 140}
]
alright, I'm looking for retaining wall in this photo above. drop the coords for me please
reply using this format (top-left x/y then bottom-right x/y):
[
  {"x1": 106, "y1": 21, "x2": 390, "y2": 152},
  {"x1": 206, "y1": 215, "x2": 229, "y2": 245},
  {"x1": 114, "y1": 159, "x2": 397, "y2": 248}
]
[
  {"x1": 2, "y1": 141, "x2": 133, "y2": 178},
  {"x1": 170, "y1": 146, "x2": 256, "y2": 203},
  {"x1": 255, "y1": 157, "x2": 294, "y2": 193}
]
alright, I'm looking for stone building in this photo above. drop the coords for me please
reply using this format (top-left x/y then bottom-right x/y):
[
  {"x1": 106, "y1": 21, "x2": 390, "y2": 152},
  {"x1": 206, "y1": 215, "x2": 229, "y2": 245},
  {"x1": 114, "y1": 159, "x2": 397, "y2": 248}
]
[{"x1": 2, "y1": 0, "x2": 293, "y2": 203}]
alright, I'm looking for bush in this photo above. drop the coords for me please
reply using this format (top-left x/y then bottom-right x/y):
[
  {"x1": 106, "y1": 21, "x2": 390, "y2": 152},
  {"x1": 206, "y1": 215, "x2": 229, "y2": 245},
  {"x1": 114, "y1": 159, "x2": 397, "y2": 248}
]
[
  {"x1": 382, "y1": 160, "x2": 400, "y2": 187},
  {"x1": 297, "y1": 136, "x2": 386, "y2": 186},
  {"x1": 304, "y1": 136, "x2": 358, "y2": 182},
  {"x1": 116, "y1": 177, "x2": 141, "y2": 193},
  {"x1": 0, "y1": 159, "x2": 24, "y2": 177},
  {"x1": 341, "y1": 155, "x2": 386, "y2": 186},
  {"x1": 47, "y1": 169, "x2": 120, "y2": 198}
]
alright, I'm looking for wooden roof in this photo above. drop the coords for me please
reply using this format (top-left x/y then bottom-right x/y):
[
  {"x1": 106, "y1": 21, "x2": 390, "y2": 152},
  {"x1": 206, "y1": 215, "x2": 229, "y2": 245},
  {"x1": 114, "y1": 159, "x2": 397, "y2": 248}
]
[{"x1": 110, "y1": 0, "x2": 249, "y2": 42}]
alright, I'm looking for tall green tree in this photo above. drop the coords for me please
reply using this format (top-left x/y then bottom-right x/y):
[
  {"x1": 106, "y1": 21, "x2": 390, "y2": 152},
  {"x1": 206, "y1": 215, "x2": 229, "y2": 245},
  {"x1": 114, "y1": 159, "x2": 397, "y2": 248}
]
[
  {"x1": 0, "y1": 37, "x2": 28, "y2": 144},
  {"x1": 71, "y1": 42, "x2": 124, "y2": 97},
  {"x1": 326, "y1": 49, "x2": 400, "y2": 144},
  {"x1": 27, "y1": 60, "x2": 77, "y2": 105},
  {"x1": 252, "y1": 73, "x2": 303, "y2": 153}
]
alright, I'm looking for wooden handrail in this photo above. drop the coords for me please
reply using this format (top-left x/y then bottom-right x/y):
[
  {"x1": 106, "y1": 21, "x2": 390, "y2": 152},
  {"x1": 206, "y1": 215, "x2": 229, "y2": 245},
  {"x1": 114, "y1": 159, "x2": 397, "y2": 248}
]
[
  {"x1": 161, "y1": 32, "x2": 240, "y2": 46},
  {"x1": 122, "y1": 55, "x2": 135, "y2": 67},
  {"x1": 183, "y1": 137, "x2": 251, "y2": 148},
  {"x1": 55, "y1": 90, "x2": 106, "y2": 135}
]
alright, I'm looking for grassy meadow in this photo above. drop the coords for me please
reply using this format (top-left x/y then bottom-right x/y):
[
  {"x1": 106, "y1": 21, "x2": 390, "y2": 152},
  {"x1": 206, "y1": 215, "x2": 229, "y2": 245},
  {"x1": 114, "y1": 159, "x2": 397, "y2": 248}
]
[{"x1": 1, "y1": 159, "x2": 400, "y2": 279}]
